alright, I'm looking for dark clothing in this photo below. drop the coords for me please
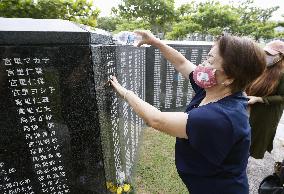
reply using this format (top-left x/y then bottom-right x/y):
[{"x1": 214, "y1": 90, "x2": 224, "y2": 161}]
[
  {"x1": 250, "y1": 73, "x2": 284, "y2": 159},
  {"x1": 175, "y1": 72, "x2": 250, "y2": 194}
]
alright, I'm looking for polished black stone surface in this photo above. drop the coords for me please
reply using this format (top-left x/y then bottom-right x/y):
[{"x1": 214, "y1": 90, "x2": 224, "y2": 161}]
[
  {"x1": 0, "y1": 18, "x2": 113, "y2": 45},
  {"x1": 145, "y1": 42, "x2": 213, "y2": 111},
  {"x1": 0, "y1": 45, "x2": 107, "y2": 194},
  {"x1": 0, "y1": 17, "x2": 146, "y2": 194},
  {"x1": 92, "y1": 45, "x2": 146, "y2": 188},
  {"x1": 0, "y1": 17, "x2": 213, "y2": 194}
]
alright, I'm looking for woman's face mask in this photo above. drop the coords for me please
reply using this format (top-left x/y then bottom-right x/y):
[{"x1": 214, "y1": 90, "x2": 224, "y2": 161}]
[{"x1": 193, "y1": 61, "x2": 218, "y2": 88}]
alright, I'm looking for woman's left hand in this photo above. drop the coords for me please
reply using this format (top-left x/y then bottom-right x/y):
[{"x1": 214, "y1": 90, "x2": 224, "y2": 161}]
[
  {"x1": 109, "y1": 76, "x2": 128, "y2": 98},
  {"x1": 247, "y1": 96, "x2": 264, "y2": 104}
]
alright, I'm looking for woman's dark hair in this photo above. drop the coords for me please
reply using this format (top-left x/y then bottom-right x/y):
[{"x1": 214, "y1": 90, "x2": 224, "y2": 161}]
[
  {"x1": 216, "y1": 34, "x2": 266, "y2": 93},
  {"x1": 246, "y1": 56, "x2": 284, "y2": 96}
]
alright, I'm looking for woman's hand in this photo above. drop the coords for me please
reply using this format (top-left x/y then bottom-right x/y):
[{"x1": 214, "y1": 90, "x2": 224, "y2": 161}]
[
  {"x1": 134, "y1": 30, "x2": 159, "y2": 47},
  {"x1": 109, "y1": 76, "x2": 128, "y2": 98},
  {"x1": 247, "y1": 96, "x2": 264, "y2": 104}
]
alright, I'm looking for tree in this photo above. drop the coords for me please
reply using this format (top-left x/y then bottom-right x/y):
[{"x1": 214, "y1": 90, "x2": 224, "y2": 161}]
[
  {"x1": 0, "y1": 0, "x2": 100, "y2": 27},
  {"x1": 112, "y1": 0, "x2": 176, "y2": 37},
  {"x1": 96, "y1": 16, "x2": 121, "y2": 32},
  {"x1": 175, "y1": 2, "x2": 197, "y2": 18},
  {"x1": 115, "y1": 19, "x2": 150, "y2": 33},
  {"x1": 166, "y1": 0, "x2": 280, "y2": 41},
  {"x1": 234, "y1": 0, "x2": 279, "y2": 40},
  {"x1": 166, "y1": 1, "x2": 239, "y2": 40},
  {"x1": 191, "y1": 1, "x2": 240, "y2": 35},
  {"x1": 278, "y1": 21, "x2": 284, "y2": 27},
  {"x1": 166, "y1": 19, "x2": 201, "y2": 40},
  {"x1": 96, "y1": 16, "x2": 150, "y2": 33},
  {"x1": 165, "y1": 2, "x2": 198, "y2": 39}
]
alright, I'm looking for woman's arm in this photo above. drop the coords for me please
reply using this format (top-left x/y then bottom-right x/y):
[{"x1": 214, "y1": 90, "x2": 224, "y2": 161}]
[
  {"x1": 135, "y1": 30, "x2": 196, "y2": 79},
  {"x1": 263, "y1": 74, "x2": 284, "y2": 105},
  {"x1": 110, "y1": 76, "x2": 188, "y2": 139},
  {"x1": 247, "y1": 96, "x2": 264, "y2": 104},
  {"x1": 249, "y1": 74, "x2": 284, "y2": 105},
  {"x1": 248, "y1": 95, "x2": 284, "y2": 105},
  {"x1": 261, "y1": 95, "x2": 284, "y2": 105}
]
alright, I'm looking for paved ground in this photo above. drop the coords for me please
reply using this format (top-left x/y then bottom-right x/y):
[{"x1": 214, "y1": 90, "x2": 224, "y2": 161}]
[
  {"x1": 248, "y1": 113, "x2": 284, "y2": 194},
  {"x1": 276, "y1": 114, "x2": 284, "y2": 140}
]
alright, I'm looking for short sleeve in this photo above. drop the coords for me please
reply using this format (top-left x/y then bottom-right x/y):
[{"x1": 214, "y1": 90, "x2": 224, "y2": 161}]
[
  {"x1": 186, "y1": 106, "x2": 234, "y2": 165},
  {"x1": 189, "y1": 71, "x2": 202, "y2": 93}
]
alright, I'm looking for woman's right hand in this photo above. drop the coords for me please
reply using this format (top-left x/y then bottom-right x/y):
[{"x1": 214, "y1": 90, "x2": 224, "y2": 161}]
[
  {"x1": 134, "y1": 30, "x2": 159, "y2": 47},
  {"x1": 247, "y1": 96, "x2": 264, "y2": 104}
]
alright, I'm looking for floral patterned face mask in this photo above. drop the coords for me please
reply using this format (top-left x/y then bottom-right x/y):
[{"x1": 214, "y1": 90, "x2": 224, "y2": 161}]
[{"x1": 193, "y1": 62, "x2": 218, "y2": 88}]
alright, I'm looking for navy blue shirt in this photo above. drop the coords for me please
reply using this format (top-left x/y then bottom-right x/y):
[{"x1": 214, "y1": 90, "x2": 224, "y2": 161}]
[{"x1": 175, "y1": 72, "x2": 250, "y2": 194}]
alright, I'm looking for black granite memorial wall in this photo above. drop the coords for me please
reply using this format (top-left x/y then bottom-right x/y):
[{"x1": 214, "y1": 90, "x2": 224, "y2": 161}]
[
  {"x1": 0, "y1": 18, "x2": 145, "y2": 194},
  {"x1": 91, "y1": 45, "x2": 146, "y2": 190},
  {"x1": 145, "y1": 42, "x2": 213, "y2": 111},
  {"x1": 0, "y1": 18, "x2": 213, "y2": 194}
]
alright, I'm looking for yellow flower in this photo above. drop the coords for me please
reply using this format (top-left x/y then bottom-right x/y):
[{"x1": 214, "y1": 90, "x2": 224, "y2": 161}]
[
  {"x1": 123, "y1": 184, "x2": 131, "y2": 192},
  {"x1": 106, "y1": 182, "x2": 113, "y2": 189},
  {"x1": 107, "y1": 184, "x2": 117, "y2": 193},
  {"x1": 117, "y1": 186, "x2": 123, "y2": 194},
  {"x1": 110, "y1": 185, "x2": 117, "y2": 193}
]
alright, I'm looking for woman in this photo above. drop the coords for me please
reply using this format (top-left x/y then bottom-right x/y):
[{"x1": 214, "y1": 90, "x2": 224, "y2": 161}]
[
  {"x1": 246, "y1": 40, "x2": 284, "y2": 159},
  {"x1": 110, "y1": 31, "x2": 266, "y2": 194}
]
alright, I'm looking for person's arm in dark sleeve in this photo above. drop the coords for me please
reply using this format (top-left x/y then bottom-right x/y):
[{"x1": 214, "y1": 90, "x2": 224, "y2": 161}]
[{"x1": 262, "y1": 74, "x2": 284, "y2": 105}]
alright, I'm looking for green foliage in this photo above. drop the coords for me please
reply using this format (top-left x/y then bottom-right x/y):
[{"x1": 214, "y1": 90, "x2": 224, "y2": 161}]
[
  {"x1": 165, "y1": 0, "x2": 280, "y2": 41},
  {"x1": 0, "y1": 0, "x2": 37, "y2": 18},
  {"x1": 176, "y1": 2, "x2": 197, "y2": 18},
  {"x1": 112, "y1": 0, "x2": 176, "y2": 36},
  {"x1": 167, "y1": 1, "x2": 240, "y2": 40},
  {"x1": 0, "y1": 0, "x2": 99, "y2": 27},
  {"x1": 276, "y1": 32, "x2": 284, "y2": 38},
  {"x1": 166, "y1": 18, "x2": 201, "y2": 40},
  {"x1": 0, "y1": 0, "x2": 281, "y2": 40},
  {"x1": 115, "y1": 19, "x2": 150, "y2": 33},
  {"x1": 233, "y1": 0, "x2": 279, "y2": 40},
  {"x1": 96, "y1": 17, "x2": 150, "y2": 33},
  {"x1": 278, "y1": 21, "x2": 284, "y2": 27},
  {"x1": 192, "y1": 1, "x2": 240, "y2": 34},
  {"x1": 66, "y1": 0, "x2": 100, "y2": 27},
  {"x1": 97, "y1": 16, "x2": 120, "y2": 32}
]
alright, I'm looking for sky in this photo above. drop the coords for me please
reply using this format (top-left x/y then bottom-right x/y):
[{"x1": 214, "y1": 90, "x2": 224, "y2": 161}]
[{"x1": 94, "y1": 0, "x2": 284, "y2": 21}]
